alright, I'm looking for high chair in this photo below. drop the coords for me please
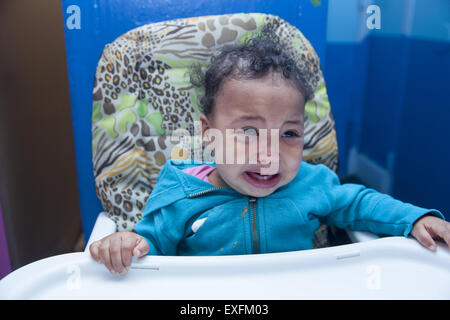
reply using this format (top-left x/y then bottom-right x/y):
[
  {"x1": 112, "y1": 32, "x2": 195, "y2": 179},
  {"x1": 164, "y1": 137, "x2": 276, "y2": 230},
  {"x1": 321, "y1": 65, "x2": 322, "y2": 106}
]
[{"x1": 85, "y1": 12, "x2": 377, "y2": 248}]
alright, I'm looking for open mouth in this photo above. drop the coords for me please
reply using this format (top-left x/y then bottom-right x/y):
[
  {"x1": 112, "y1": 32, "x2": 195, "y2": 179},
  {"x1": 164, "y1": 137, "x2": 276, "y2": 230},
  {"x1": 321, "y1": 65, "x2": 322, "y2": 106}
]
[{"x1": 243, "y1": 171, "x2": 281, "y2": 188}]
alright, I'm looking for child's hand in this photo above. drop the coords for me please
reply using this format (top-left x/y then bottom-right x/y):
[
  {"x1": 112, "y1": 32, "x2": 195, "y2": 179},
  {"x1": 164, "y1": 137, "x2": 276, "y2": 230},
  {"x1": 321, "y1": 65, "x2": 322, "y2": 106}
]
[
  {"x1": 411, "y1": 215, "x2": 450, "y2": 251},
  {"x1": 89, "y1": 231, "x2": 149, "y2": 275}
]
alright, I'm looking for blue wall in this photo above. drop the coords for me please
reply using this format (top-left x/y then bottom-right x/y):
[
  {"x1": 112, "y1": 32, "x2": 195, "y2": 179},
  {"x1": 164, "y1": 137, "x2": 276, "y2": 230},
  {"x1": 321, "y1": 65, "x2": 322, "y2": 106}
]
[
  {"x1": 325, "y1": 0, "x2": 450, "y2": 219},
  {"x1": 325, "y1": 0, "x2": 370, "y2": 174},
  {"x1": 390, "y1": 36, "x2": 449, "y2": 215}
]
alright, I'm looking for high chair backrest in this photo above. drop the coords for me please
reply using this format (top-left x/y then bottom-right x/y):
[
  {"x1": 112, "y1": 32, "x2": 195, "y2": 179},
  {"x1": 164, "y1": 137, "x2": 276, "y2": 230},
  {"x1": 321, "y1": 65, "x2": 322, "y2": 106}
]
[
  {"x1": 91, "y1": 13, "x2": 338, "y2": 236},
  {"x1": 62, "y1": 1, "x2": 331, "y2": 240}
]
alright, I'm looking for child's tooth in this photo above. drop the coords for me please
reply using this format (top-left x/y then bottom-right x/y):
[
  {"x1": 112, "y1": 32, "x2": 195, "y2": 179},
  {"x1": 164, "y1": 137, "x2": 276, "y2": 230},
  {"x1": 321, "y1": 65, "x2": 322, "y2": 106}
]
[{"x1": 248, "y1": 171, "x2": 274, "y2": 180}]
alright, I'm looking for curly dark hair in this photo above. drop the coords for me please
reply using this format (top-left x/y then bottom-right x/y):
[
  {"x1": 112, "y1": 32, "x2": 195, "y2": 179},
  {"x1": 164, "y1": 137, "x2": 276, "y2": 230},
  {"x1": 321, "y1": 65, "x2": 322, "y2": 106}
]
[{"x1": 190, "y1": 28, "x2": 314, "y2": 116}]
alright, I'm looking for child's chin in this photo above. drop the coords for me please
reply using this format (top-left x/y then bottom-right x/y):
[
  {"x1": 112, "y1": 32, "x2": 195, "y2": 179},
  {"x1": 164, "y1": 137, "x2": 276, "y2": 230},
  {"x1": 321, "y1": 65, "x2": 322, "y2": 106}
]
[
  {"x1": 249, "y1": 191, "x2": 275, "y2": 198},
  {"x1": 244, "y1": 185, "x2": 279, "y2": 198}
]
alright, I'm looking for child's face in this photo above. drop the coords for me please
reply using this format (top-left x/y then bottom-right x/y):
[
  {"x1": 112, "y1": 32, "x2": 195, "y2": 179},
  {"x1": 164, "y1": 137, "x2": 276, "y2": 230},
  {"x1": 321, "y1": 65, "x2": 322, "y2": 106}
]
[{"x1": 200, "y1": 72, "x2": 305, "y2": 197}]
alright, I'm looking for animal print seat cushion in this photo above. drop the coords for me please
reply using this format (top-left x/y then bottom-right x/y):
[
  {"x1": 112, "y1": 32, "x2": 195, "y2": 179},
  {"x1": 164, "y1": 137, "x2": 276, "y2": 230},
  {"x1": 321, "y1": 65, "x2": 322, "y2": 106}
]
[{"x1": 91, "y1": 13, "x2": 338, "y2": 248}]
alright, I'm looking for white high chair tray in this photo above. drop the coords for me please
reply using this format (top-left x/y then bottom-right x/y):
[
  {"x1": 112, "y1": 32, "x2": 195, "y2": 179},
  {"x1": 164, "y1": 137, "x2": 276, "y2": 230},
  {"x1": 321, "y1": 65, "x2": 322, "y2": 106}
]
[{"x1": 1, "y1": 237, "x2": 449, "y2": 299}]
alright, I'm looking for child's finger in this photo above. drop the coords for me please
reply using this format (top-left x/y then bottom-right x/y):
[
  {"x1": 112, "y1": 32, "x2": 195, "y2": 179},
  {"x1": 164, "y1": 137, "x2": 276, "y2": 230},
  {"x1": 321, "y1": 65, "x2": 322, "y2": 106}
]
[
  {"x1": 89, "y1": 241, "x2": 101, "y2": 262},
  {"x1": 414, "y1": 225, "x2": 437, "y2": 251},
  {"x1": 98, "y1": 240, "x2": 114, "y2": 273},
  {"x1": 109, "y1": 236, "x2": 126, "y2": 274},
  {"x1": 133, "y1": 237, "x2": 150, "y2": 258},
  {"x1": 443, "y1": 227, "x2": 450, "y2": 249},
  {"x1": 120, "y1": 236, "x2": 135, "y2": 270},
  {"x1": 430, "y1": 222, "x2": 450, "y2": 249}
]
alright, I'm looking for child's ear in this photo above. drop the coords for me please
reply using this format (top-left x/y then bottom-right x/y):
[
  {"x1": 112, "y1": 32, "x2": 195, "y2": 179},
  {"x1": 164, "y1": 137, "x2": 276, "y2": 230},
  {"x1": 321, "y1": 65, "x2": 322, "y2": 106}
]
[{"x1": 199, "y1": 114, "x2": 211, "y2": 140}]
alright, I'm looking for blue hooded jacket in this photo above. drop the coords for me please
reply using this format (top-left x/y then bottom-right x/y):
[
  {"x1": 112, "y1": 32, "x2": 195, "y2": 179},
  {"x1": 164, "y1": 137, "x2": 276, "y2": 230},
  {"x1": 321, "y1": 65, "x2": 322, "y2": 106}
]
[{"x1": 134, "y1": 160, "x2": 444, "y2": 255}]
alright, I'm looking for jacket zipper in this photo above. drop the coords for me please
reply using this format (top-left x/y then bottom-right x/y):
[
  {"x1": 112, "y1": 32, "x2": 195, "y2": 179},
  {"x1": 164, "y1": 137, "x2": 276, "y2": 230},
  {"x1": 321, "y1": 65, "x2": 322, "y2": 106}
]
[
  {"x1": 188, "y1": 187, "x2": 227, "y2": 198},
  {"x1": 189, "y1": 188, "x2": 259, "y2": 253},
  {"x1": 249, "y1": 197, "x2": 259, "y2": 254}
]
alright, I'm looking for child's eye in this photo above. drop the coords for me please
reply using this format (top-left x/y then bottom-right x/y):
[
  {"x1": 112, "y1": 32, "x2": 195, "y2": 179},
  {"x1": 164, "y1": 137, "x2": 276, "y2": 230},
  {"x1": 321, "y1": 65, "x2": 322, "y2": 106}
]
[
  {"x1": 242, "y1": 127, "x2": 258, "y2": 136},
  {"x1": 282, "y1": 130, "x2": 300, "y2": 138}
]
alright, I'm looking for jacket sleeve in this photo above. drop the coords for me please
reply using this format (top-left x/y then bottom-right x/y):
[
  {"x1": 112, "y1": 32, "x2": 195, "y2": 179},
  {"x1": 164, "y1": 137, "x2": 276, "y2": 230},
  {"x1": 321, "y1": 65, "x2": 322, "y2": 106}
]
[
  {"x1": 134, "y1": 200, "x2": 198, "y2": 256},
  {"x1": 315, "y1": 166, "x2": 444, "y2": 237},
  {"x1": 133, "y1": 209, "x2": 164, "y2": 255}
]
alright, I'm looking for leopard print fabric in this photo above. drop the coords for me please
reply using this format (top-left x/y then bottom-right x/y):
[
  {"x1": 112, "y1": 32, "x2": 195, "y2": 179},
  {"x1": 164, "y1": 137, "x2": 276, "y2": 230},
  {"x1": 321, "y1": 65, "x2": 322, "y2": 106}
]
[{"x1": 92, "y1": 13, "x2": 338, "y2": 248}]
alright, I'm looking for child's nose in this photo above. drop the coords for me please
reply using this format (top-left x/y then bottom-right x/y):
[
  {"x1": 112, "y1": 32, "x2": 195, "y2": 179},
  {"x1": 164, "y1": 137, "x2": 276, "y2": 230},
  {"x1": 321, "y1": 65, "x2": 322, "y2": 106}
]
[
  {"x1": 257, "y1": 152, "x2": 280, "y2": 175},
  {"x1": 257, "y1": 142, "x2": 272, "y2": 163},
  {"x1": 258, "y1": 154, "x2": 271, "y2": 166},
  {"x1": 256, "y1": 132, "x2": 280, "y2": 173}
]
